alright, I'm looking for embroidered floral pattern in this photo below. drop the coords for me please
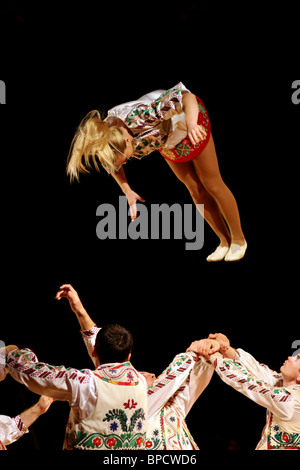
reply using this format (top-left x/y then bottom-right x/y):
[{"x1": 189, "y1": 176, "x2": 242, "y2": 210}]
[
  {"x1": 66, "y1": 430, "x2": 146, "y2": 450},
  {"x1": 65, "y1": 403, "x2": 146, "y2": 450},
  {"x1": 94, "y1": 362, "x2": 140, "y2": 385},
  {"x1": 269, "y1": 427, "x2": 300, "y2": 449},
  {"x1": 92, "y1": 436, "x2": 102, "y2": 447},
  {"x1": 103, "y1": 407, "x2": 145, "y2": 433},
  {"x1": 267, "y1": 413, "x2": 300, "y2": 449},
  {"x1": 124, "y1": 399, "x2": 137, "y2": 409},
  {"x1": 145, "y1": 405, "x2": 198, "y2": 451}
]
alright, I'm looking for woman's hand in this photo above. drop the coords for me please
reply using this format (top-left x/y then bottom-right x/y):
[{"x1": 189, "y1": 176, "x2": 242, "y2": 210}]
[
  {"x1": 126, "y1": 190, "x2": 145, "y2": 221},
  {"x1": 182, "y1": 93, "x2": 207, "y2": 146},
  {"x1": 187, "y1": 123, "x2": 207, "y2": 146}
]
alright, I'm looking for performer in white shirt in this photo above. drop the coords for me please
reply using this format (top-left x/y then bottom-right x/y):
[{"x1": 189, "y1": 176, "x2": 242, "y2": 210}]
[
  {"x1": 3, "y1": 325, "x2": 148, "y2": 450},
  {"x1": 197, "y1": 333, "x2": 300, "y2": 450},
  {"x1": 67, "y1": 82, "x2": 246, "y2": 261},
  {"x1": 55, "y1": 284, "x2": 215, "y2": 450}
]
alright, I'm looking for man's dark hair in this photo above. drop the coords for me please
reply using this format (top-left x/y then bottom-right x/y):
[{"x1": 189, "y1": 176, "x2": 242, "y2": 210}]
[{"x1": 94, "y1": 324, "x2": 133, "y2": 365}]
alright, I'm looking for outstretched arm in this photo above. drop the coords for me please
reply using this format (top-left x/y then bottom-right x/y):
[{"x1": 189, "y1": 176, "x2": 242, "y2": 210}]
[
  {"x1": 208, "y1": 333, "x2": 282, "y2": 385},
  {"x1": 212, "y1": 354, "x2": 300, "y2": 421},
  {"x1": 19, "y1": 395, "x2": 54, "y2": 430},
  {"x1": 112, "y1": 167, "x2": 145, "y2": 222},
  {"x1": 0, "y1": 395, "x2": 54, "y2": 447},
  {"x1": 112, "y1": 166, "x2": 132, "y2": 197},
  {"x1": 6, "y1": 347, "x2": 97, "y2": 419}
]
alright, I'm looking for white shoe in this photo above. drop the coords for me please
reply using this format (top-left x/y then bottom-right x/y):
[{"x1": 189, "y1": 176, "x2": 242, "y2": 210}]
[
  {"x1": 206, "y1": 245, "x2": 229, "y2": 262},
  {"x1": 224, "y1": 241, "x2": 247, "y2": 262}
]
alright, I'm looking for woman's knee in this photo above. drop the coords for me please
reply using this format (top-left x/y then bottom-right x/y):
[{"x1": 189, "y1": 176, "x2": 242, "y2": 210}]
[
  {"x1": 168, "y1": 161, "x2": 205, "y2": 201},
  {"x1": 201, "y1": 175, "x2": 225, "y2": 197},
  {"x1": 184, "y1": 178, "x2": 205, "y2": 201}
]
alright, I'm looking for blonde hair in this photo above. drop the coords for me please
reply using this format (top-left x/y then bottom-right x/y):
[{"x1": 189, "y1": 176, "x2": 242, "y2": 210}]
[{"x1": 67, "y1": 110, "x2": 126, "y2": 181}]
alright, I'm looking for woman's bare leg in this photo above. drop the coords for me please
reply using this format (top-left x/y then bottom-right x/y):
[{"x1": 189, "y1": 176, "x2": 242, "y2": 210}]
[
  {"x1": 165, "y1": 159, "x2": 231, "y2": 247},
  {"x1": 192, "y1": 134, "x2": 245, "y2": 245}
]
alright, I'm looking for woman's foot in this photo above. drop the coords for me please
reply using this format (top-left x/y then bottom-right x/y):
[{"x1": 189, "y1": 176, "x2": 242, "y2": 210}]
[
  {"x1": 206, "y1": 245, "x2": 230, "y2": 262},
  {"x1": 224, "y1": 240, "x2": 247, "y2": 262}
]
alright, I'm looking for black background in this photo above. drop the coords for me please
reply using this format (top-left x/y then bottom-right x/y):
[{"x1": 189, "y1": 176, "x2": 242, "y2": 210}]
[{"x1": 0, "y1": 0, "x2": 299, "y2": 456}]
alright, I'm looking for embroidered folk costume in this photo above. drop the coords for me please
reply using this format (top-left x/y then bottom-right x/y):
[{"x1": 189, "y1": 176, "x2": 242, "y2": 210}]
[
  {"x1": 212, "y1": 349, "x2": 300, "y2": 450},
  {"x1": 6, "y1": 348, "x2": 148, "y2": 450},
  {"x1": 105, "y1": 82, "x2": 211, "y2": 165},
  {"x1": 146, "y1": 352, "x2": 213, "y2": 450},
  {"x1": 82, "y1": 326, "x2": 214, "y2": 450},
  {"x1": 0, "y1": 415, "x2": 28, "y2": 450}
]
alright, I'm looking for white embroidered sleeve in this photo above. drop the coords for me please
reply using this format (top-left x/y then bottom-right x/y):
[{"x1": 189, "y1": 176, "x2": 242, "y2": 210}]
[
  {"x1": 80, "y1": 325, "x2": 101, "y2": 367},
  {"x1": 0, "y1": 415, "x2": 28, "y2": 445},
  {"x1": 235, "y1": 349, "x2": 282, "y2": 385},
  {"x1": 6, "y1": 349, "x2": 97, "y2": 420},
  {"x1": 173, "y1": 356, "x2": 214, "y2": 417},
  {"x1": 213, "y1": 355, "x2": 299, "y2": 421},
  {"x1": 147, "y1": 352, "x2": 198, "y2": 418}
]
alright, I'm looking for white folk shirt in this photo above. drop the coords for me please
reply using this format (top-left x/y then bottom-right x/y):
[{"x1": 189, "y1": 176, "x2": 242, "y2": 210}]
[
  {"x1": 0, "y1": 415, "x2": 28, "y2": 450},
  {"x1": 212, "y1": 349, "x2": 300, "y2": 450},
  {"x1": 6, "y1": 348, "x2": 148, "y2": 450},
  {"x1": 81, "y1": 325, "x2": 214, "y2": 450}
]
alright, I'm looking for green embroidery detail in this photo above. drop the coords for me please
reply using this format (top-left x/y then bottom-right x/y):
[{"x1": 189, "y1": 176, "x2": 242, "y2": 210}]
[
  {"x1": 272, "y1": 431, "x2": 300, "y2": 448},
  {"x1": 68, "y1": 430, "x2": 145, "y2": 449},
  {"x1": 103, "y1": 408, "x2": 145, "y2": 432},
  {"x1": 176, "y1": 141, "x2": 192, "y2": 157},
  {"x1": 66, "y1": 407, "x2": 146, "y2": 450}
]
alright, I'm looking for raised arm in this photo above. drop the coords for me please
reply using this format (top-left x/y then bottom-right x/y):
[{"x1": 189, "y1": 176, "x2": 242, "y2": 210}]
[
  {"x1": 55, "y1": 284, "x2": 95, "y2": 331},
  {"x1": 212, "y1": 354, "x2": 299, "y2": 421},
  {"x1": 208, "y1": 333, "x2": 282, "y2": 384},
  {"x1": 172, "y1": 344, "x2": 214, "y2": 417},
  {"x1": 147, "y1": 351, "x2": 200, "y2": 418},
  {"x1": 55, "y1": 284, "x2": 100, "y2": 365}
]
